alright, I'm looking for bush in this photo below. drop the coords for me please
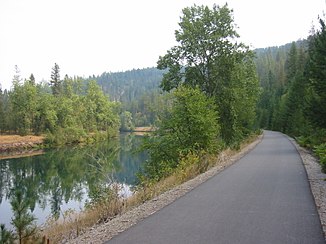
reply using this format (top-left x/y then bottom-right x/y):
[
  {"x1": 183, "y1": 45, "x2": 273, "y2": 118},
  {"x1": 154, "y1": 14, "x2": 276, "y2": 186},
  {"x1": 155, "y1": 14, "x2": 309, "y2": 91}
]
[
  {"x1": 141, "y1": 86, "x2": 221, "y2": 181},
  {"x1": 45, "y1": 127, "x2": 87, "y2": 146}
]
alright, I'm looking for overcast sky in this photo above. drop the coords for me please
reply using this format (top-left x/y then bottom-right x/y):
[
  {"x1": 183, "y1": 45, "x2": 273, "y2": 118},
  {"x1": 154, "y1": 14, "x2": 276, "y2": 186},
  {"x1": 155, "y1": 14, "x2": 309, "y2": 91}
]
[{"x1": 0, "y1": 0, "x2": 325, "y2": 90}]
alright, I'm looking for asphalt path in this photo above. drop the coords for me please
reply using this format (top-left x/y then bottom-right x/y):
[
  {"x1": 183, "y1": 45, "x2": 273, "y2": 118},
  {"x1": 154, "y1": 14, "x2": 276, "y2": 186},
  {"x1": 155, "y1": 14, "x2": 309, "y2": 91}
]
[{"x1": 106, "y1": 131, "x2": 325, "y2": 244}]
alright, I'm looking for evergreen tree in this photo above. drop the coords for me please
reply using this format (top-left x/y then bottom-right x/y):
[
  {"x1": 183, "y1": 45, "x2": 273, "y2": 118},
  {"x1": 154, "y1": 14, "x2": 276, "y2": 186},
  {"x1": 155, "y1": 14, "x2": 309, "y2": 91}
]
[
  {"x1": 50, "y1": 63, "x2": 62, "y2": 96},
  {"x1": 0, "y1": 224, "x2": 14, "y2": 244},
  {"x1": 0, "y1": 87, "x2": 4, "y2": 133},
  {"x1": 29, "y1": 73, "x2": 35, "y2": 86},
  {"x1": 12, "y1": 65, "x2": 22, "y2": 87},
  {"x1": 10, "y1": 190, "x2": 36, "y2": 244},
  {"x1": 285, "y1": 42, "x2": 298, "y2": 83},
  {"x1": 307, "y1": 18, "x2": 326, "y2": 128}
]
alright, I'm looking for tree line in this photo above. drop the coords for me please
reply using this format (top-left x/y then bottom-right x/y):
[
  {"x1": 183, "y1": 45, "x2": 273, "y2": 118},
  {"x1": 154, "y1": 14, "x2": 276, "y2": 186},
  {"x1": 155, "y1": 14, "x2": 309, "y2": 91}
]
[
  {"x1": 0, "y1": 64, "x2": 120, "y2": 145},
  {"x1": 255, "y1": 19, "x2": 326, "y2": 171},
  {"x1": 87, "y1": 68, "x2": 166, "y2": 128}
]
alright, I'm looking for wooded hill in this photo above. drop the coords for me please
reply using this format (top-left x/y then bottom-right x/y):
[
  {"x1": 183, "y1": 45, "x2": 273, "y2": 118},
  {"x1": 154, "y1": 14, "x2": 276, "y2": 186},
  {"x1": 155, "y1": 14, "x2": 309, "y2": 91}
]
[
  {"x1": 86, "y1": 68, "x2": 165, "y2": 128},
  {"x1": 91, "y1": 68, "x2": 164, "y2": 103}
]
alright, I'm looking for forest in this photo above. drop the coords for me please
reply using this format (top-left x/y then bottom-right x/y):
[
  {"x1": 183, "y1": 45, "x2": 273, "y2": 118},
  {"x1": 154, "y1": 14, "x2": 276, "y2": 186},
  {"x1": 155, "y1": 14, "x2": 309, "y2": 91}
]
[
  {"x1": 0, "y1": 65, "x2": 121, "y2": 145},
  {"x1": 255, "y1": 20, "x2": 326, "y2": 171}
]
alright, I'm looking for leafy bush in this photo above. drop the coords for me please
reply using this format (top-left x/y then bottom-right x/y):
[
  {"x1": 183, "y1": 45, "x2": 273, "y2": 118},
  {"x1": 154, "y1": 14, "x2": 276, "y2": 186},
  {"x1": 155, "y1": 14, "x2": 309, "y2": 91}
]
[
  {"x1": 45, "y1": 127, "x2": 87, "y2": 146},
  {"x1": 141, "y1": 86, "x2": 221, "y2": 181}
]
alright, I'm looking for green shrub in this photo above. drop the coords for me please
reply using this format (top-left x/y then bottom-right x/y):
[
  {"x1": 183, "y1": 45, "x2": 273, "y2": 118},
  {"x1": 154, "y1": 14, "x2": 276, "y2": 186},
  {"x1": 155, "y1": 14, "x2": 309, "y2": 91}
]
[
  {"x1": 45, "y1": 127, "x2": 87, "y2": 146},
  {"x1": 140, "y1": 86, "x2": 221, "y2": 181}
]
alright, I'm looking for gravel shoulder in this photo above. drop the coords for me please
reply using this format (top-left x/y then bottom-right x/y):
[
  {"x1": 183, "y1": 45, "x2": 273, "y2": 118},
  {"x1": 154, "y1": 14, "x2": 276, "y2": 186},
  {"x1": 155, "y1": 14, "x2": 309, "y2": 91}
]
[
  {"x1": 287, "y1": 136, "x2": 326, "y2": 238},
  {"x1": 68, "y1": 133, "x2": 326, "y2": 243}
]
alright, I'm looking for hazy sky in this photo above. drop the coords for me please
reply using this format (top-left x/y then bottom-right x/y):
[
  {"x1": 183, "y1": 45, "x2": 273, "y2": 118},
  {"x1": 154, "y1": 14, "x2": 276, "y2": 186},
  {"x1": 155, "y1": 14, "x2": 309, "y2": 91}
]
[{"x1": 0, "y1": 0, "x2": 325, "y2": 90}]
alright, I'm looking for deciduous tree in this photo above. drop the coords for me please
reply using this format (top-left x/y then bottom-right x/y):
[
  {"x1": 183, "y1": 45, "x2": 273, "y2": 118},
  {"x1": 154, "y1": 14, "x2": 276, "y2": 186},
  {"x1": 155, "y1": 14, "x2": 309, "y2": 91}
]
[{"x1": 157, "y1": 4, "x2": 259, "y2": 144}]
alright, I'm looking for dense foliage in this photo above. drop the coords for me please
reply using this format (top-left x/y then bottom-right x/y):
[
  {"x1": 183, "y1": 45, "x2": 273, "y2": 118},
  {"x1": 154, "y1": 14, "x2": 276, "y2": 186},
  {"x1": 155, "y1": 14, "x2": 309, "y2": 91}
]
[
  {"x1": 88, "y1": 68, "x2": 165, "y2": 127},
  {"x1": 157, "y1": 4, "x2": 260, "y2": 144},
  {"x1": 0, "y1": 64, "x2": 120, "y2": 145},
  {"x1": 142, "y1": 86, "x2": 220, "y2": 180},
  {"x1": 255, "y1": 18, "x2": 326, "y2": 171},
  {"x1": 141, "y1": 4, "x2": 260, "y2": 182}
]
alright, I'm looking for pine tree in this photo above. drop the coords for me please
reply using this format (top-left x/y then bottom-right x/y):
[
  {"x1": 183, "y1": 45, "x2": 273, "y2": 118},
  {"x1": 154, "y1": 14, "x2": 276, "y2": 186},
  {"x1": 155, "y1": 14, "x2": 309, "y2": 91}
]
[
  {"x1": 50, "y1": 63, "x2": 62, "y2": 96},
  {"x1": 0, "y1": 86, "x2": 4, "y2": 133},
  {"x1": 12, "y1": 65, "x2": 22, "y2": 87},
  {"x1": 307, "y1": 18, "x2": 326, "y2": 128},
  {"x1": 10, "y1": 190, "x2": 36, "y2": 244},
  {"x1": 29, "y1": 73, "x2": 35, "y2": 85}
]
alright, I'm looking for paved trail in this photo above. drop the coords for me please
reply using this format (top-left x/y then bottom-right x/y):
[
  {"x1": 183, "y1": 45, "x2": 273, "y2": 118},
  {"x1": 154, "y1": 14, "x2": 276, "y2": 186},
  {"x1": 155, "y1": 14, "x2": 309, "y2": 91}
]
[{"x1": 106, "y1": 131, "x2": 325, "y2": 244}]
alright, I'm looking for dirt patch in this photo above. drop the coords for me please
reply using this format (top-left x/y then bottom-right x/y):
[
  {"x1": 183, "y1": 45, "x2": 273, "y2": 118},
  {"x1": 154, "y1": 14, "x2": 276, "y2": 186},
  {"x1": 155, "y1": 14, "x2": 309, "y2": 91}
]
[
  {"x1": 132, "y1": 127, "x2": 155, "y2": 136},
  {"x1": 132, "y1": 127, "x2": 155, "y2": 132},
  {"x1": 0, "y1": 135, "x2": 44, "y2": 154}
]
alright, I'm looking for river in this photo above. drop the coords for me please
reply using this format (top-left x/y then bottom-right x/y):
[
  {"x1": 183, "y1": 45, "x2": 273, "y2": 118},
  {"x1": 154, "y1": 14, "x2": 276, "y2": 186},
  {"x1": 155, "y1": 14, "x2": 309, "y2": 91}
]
[{"x1": 0, "y1": 133, "x2": 147, "y2": 230}]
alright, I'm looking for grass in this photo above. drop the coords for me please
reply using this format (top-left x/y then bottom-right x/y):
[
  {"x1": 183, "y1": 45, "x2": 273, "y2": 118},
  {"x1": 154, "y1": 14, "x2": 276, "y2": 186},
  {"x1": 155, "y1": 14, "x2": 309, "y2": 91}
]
[{"x1": 41, "y1": 133, "x2": 260, "y2": 243}]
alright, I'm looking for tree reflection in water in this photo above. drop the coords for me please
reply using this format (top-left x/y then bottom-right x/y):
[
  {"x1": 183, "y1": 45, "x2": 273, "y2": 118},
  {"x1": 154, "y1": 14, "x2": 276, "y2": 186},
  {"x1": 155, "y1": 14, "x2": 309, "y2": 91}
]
[{"x1": 0, "y1": 133, "x2": 147, "y2": 229}]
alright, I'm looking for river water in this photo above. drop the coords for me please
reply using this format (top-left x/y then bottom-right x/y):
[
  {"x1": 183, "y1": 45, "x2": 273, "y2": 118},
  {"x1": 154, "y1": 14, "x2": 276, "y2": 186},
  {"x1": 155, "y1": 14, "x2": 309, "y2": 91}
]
[{"x1": 0, "y1": 133, "x2": 147, "y2": 230}]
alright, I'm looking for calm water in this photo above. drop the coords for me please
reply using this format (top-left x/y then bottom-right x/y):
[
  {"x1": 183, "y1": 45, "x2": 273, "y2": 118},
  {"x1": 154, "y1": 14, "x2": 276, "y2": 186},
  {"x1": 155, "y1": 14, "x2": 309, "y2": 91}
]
[{"x1": 0, "y1": 133, "x2": 147, "y2": 229}]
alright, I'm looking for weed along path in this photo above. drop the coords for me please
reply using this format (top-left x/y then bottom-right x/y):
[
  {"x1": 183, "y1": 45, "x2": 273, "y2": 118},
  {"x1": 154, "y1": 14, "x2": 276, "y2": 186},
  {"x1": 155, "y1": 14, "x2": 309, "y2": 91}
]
[{"x1": 105, "y1": 131, "x2": 324, "y2": 244}]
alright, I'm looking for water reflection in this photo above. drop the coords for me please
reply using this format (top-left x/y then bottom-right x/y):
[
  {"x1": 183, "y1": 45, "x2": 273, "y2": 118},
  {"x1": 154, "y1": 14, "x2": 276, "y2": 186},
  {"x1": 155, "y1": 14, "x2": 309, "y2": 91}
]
[{"x1": 0, "y1": 133, "x2": 146, "y2": 229}]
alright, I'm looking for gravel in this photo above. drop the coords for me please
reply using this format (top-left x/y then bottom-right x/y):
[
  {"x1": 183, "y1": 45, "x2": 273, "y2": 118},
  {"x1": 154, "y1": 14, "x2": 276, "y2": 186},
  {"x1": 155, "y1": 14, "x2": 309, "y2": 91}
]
[
  {"x1": 67, "y1": 134, "x2": 326, "y2": 243},
  {"x1": 288, "y1": 136, "x2": 326, "y2": 239}
]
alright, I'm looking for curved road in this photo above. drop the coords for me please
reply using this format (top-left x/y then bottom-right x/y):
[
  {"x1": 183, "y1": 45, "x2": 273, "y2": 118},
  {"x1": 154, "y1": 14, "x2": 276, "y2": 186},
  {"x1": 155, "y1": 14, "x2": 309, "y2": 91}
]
[{"x1": 106, "y1": 131, "x2": 325, "y2": 244}]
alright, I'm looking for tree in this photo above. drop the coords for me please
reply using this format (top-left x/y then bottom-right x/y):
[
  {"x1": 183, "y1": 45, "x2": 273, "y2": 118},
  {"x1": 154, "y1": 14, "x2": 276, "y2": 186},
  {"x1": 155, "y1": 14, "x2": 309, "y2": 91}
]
[
  {"x1": 0, "y1": 224, "x2": 14, "y2": 244},
  {"x1": 28, "y1": 73, "x2": 35, "y2": 85},
  {"x1": 50, "y1": 63, "x2": 62, "y2": 96},
  {"x1": 157, "y1": 4, "x2": 259, "y2": 144},
  {"x1": 307, "y1": 18, "x2": 326, "y2": 128},
  {"x1": 0, "y1": 87, "x2": 4, "y2": 133},
  {"x1": 12, "y1": 65, "x2": 22, "y2": 87},
  {"x1": 10, "y1": 190, "x2": 36, "y2": 244},
  {"x1": 285, "y1": 42, "x2": 298, "y2": 83},
  {"x1": 120, "y1": 111, "x2": 134, "y2": 132},
  {"x1": 143, "y1": 86, "x2": 219, "y2": 180},
  {"x1": 84, "y1": 80, "x2": 120, "y2": 132},
  {"x1": 9, "y1": 80, "x2": 38, "y2": 135}
]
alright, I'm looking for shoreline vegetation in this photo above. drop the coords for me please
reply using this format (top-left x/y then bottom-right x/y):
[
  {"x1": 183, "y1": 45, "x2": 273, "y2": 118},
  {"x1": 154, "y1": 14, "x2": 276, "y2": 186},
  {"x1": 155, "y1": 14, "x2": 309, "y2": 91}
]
[{"x1": 0, "y1": 127, "x2": 154, "y2": 159}]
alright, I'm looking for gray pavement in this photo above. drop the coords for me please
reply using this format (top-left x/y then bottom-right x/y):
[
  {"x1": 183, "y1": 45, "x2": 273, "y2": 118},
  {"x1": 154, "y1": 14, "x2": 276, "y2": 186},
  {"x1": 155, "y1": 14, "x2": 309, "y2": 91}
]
[{"x1": 106, "y1": 131, "x2": 325, "y2": 244}]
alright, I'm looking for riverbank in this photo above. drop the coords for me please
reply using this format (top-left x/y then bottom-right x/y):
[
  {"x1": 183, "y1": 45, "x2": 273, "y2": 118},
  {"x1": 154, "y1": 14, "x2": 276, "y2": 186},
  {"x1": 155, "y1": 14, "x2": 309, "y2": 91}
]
[
  {"x1": 129, "y1": 127, "x2": 155, "y2": 136},
  {"x1": 0, "y1": 128, "x2": 152, "y2": 154},
  {"x1": 0, "y1": 135, "x2": 44, "y2": 158}
]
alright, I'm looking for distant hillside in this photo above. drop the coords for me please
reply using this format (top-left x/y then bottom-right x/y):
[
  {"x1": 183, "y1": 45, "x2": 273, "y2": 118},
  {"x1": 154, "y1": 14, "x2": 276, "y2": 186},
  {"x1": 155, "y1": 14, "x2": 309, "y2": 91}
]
[
  {"x1": 87, "y1": 67, "x2": 165, "y2": 127},
  {"x1": 254, "y1": 39, "x2": 307, "y2": 88},
  {"x1": 89, "y1": 67, "x2": 165, "y2": 103}
]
